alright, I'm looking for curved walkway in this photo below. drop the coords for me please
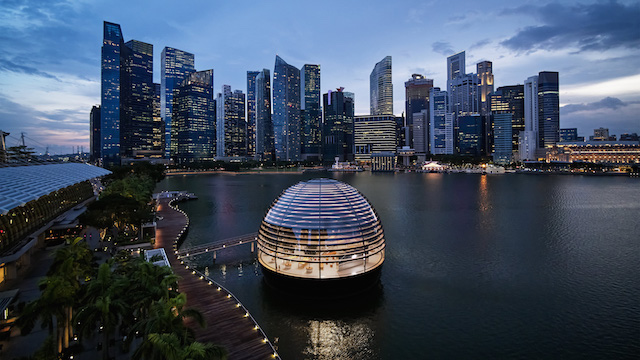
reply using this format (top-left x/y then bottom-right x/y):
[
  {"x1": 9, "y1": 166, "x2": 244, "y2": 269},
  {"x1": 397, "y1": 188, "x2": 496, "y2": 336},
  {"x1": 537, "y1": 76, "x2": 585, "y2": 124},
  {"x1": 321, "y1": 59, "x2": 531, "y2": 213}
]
[{"x1": 155, "y1": 198, "x2": 278, "y2": 359}]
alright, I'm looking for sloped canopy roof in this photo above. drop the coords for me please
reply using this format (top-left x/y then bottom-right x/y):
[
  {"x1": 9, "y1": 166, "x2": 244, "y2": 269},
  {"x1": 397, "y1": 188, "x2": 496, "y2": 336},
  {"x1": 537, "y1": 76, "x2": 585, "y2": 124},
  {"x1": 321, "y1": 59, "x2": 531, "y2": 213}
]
[{"x1": 0, "y1": 163, "x2": 111, "y2": 215}]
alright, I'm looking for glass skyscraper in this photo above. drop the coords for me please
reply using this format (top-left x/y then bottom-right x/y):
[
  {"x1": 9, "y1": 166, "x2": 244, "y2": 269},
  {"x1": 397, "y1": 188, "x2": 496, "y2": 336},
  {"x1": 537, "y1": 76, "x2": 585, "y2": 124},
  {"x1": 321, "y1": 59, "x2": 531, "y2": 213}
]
[
  {"x1": 121, "y1": 40, "x2": 156, "y2": 157},
  {"x1": 490, "y1": 85, "x2": 524, "y2": 154},
  {"x1": 101, "y1": 21, "x2": 124, "y2": 165},
  {"x1": 370, "y1": 56, "x2": 393, "y2": 116},
  {"x1": 323, "y1": 88, "x2": 355, "y2": 162},
  {"x1": 538, "y1": 71, "x2": 560, "y2": 148},
  {"x1": 353, "y1": 115, "x2": 398, "y2": 164},
  {"x1": 172, "y1": 70, "x2": 215, "y2": 163},
  {"x1": 101, "y1": 22, "x2": 159, "y2": 164},
  {"x1": 405, "y1": 74, "x2": 433, "y2": 148},
  {"x1": 273, "y1": 56, "x2": 300, "y2": 161},
  {"x1": 161, "y1": 47, "x2": 195, "y2": 158},
  {"x1": 429, "y1": 87, "x2": 453, "y2": 155},
  {"x1": 457, "y1": 115, "x2": 483, "y2": 156},
  {"x1": 246, "y1": 71, "x2": 260, "y2": 157},
  {"x1": 301, "y1": 64, "x2": 321, "y2": 160},
  {"x1": 216, "y1": 85, "x2": 247, "y2": 157},
  {"x1": 255, "y1": 69, "x2": 273, "y2": 161}
]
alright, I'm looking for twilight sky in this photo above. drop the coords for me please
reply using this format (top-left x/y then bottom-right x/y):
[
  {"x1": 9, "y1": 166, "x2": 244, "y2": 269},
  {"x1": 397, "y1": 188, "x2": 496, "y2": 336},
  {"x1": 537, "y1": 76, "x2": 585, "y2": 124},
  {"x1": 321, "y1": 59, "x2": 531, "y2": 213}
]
[{"x1": 0, "y1": 0, "x2": 638, "y2": 154}]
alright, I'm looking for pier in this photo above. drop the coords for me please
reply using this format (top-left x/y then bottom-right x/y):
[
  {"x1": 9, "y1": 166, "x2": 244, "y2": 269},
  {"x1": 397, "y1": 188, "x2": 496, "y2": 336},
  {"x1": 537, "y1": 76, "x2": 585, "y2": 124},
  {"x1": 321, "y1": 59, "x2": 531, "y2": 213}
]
[{"x1": 155, "y1": 198, "x2": 278, "y2": 359}]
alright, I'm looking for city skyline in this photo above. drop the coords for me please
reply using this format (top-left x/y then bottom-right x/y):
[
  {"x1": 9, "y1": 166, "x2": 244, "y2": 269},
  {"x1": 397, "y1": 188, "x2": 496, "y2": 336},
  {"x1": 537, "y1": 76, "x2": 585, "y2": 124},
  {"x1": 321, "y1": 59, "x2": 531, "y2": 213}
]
[{"x1": 1, "y1": 0, "x2": 639, "y2": 154}]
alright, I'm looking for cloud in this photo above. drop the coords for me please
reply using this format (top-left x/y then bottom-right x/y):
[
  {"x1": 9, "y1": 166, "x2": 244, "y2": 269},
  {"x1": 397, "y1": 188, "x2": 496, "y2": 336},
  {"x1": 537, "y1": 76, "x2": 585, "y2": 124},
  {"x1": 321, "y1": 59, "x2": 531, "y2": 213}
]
[
  {"x1": 500, "y1": 1, "x2": 640, "y2": 53},
  {"x1": 561, "y1": 97, "x2": 640, "y2": 114},
  {"x1": 0, "y1": 58, "x2": 60, "y2": 80},
  {"x1": 470, "y1": 39, "x2": 491, "y2": 50},
  {"x1": 432, "y1": 41, "x2": 454, "y2": 56}
]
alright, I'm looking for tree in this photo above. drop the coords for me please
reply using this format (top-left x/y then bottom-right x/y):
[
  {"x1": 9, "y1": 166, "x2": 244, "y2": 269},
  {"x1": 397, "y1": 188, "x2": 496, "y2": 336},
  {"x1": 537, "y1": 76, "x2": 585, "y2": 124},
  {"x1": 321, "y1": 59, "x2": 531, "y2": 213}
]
[
  {"x1": 147, "y1": 333, "x2": 227, "y2": 360},
  {"x1": 76, "y1": 263, "x2": 128, "y2": 360},
  {"x1": 131, "y1": 293, "x2": 207, "y2": 360}
]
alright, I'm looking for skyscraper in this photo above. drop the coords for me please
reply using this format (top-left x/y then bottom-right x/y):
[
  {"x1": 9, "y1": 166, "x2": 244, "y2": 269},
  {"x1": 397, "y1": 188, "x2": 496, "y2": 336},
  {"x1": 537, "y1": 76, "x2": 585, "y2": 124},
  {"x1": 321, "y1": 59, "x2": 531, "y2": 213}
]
[
  {"x1": 301, "y1": 64, "x2": 321, "y2": 160},
  {"x1": 413, "y1": 109, "x2": 429, "y2": 155},
  {"x1": 101, "y1": 21, "x2": 124, "y2": 164},
  {"x1": 520, "y1": 75, "x2": 539, "y2": 160},
  {"x1": 246, "y1": 71, "x2": 260, "y2": 157},
  {"x1": 121, "y1": 39, "x2": 157, "y2": 158},
  {"x1": 477, "y1": 61, "x2": 494, "y2": 155},
  {"x1": 405, "y1": 74, "x2": 433, "y2": 148},
  {"x1": 370, "y1": 56, "x2": 393, "y2": 116},
  {"x1": 255, "y1": 69, "x2": 273, "y2": 161},
  {"x1": 490, "y1": 85, "x2": 524, "y2": 155},
  {"x1": 272, "y1": 56, "x2": 301, "y2": 161},
  {"x1": 161, "y1": 47, "x2": 195, "y2": 158},
  {"x1": 216, "y1": 86, "x2": 247, "y2": 157},
  {"x1": 538, "y1": 71, "x2": 560, "y2": 148},
  {"x1": 152, "y1": 83, "x2": 163, "y2": 153},
  {"x1": 477, "y1": 61, "x2": 493, "y2": 116},
  {"x1": 447, "y1": 51, "x2": 465, "y2": 91},
  {"x1": 323, "y1": 88, "x2": 355, "y2": 162},
  {"x1": 90, "y1": 105, "x2": 101, "y2": 162},
  {"x1": 172, "y1": 70, "x2": 215, "y2": 163},
  {"x1": 492, "y1": 113, "x2": 512, "y2": 164},
  {"x1": 429, "y1": 87, "x2": 453, "y2": 155},
  {"x1": 100, "y1": 22, "x2": 159, "y2": 165}
]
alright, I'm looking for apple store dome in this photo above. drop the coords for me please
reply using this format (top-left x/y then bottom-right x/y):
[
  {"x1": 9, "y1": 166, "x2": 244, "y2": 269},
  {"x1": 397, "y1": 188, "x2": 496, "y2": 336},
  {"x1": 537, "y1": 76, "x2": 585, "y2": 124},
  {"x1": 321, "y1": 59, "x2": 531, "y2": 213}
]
[{"x1": 257, "y1": 178, "x2": 385, "y2": 284}]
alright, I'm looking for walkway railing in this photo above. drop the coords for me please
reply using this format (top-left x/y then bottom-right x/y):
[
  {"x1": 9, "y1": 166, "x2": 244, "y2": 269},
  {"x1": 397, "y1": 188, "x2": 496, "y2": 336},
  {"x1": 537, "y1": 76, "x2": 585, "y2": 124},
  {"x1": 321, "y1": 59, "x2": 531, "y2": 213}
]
[
  {"x1": 177, "y1": 232, "x2": 258, "y2": 258},
  {"x1": 166, "y1": 198, "x2": 279, "y2": 359}
]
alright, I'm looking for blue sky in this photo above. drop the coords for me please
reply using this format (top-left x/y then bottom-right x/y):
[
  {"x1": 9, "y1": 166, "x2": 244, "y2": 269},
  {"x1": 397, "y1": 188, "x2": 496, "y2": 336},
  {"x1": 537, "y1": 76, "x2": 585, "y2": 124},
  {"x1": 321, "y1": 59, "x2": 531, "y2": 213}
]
[{"x1": 0, "y1": 0, "x2": 638, "y2": 154}]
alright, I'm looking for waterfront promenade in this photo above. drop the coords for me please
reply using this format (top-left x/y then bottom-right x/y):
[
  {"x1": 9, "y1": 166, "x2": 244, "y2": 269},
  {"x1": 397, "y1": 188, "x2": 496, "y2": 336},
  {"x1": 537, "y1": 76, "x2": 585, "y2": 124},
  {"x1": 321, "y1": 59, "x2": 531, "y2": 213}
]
[{"x1": 155, "y1": 198, "x2": 277, "y2": 359}]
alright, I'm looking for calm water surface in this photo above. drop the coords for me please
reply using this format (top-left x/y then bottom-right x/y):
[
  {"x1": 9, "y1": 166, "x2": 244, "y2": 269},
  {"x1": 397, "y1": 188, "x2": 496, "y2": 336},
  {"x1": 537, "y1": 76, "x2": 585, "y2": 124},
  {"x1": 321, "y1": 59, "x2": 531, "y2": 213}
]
[{"x1": 156, "y1": 172, "x2": 640, "y2": 359}]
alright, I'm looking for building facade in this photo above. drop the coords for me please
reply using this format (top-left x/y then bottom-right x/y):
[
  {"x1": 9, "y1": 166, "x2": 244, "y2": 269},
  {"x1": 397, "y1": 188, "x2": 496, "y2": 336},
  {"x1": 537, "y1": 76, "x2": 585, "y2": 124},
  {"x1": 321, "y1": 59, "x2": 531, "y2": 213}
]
[
  {"x1": 413, "y1": 109, "x2": 429, "y2": 156},
  {"x1": 430, "y1": 88, "x2": 453, "y2": 154},
  {"x1": 354, "y1": 115, "x2": 398, "y2": 164},
  {"x1": 90, "y1": 105, "x2": 101, "y2": 162},
  {"x1": 477, "y1": 61, "x2": 494, "y2": 156},
  {"x1": 301, "y1": 64, "x2": 322, "y2": 160},
  {"x1": 520, "y1": 75, "x2": 539, "y2": 160},
  {"x1": 457, "y1": 115, "x2": 483, "y2": 156},
  {"x1": 246, "y1": 71, "x2": 260, "y2": 157},
  {"x1": 216, "y1": 85, "x2": 247, "y2": 157},
  {"x1": 323, "y1": 88, "x2": 355, "y2": 162},
  {"x1": 370, "y1": 56, "x2": 393, "y2": 116},
  {"x1": 492, "y1": 113, "x2": 513, "y2": 164},
  {"x1": 100, "y1": 21, "x2": 124, "y2": 165},
  {"x1": 161, "y1": 47, "x2": 195, "y2": 158},
  {"x1": 405, "y1": 74, "x2": 433, "y2": 148},
  {"x1": 255, "y1": 69, "x2": 274, "y2": 161},
  {"x1": 172, "y1": 70, "x2": 215, "y2": 163},
  {"x1": 538, "y1": 71, "x2": 560, "y2": 148},
  {"x1": 490, "y1": 85, "x2": 524, "y2": 155},
  {"x1": 273, "y1": 56, "x2": 301, "y2": 161},
  {"x1": 560, "y1": 128, "x2": 578, "y2": 142}
]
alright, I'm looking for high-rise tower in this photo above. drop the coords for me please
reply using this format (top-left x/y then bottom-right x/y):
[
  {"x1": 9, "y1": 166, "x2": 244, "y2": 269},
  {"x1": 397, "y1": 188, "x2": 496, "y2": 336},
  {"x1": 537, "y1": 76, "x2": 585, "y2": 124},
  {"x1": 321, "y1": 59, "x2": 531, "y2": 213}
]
[
  {"x1": 370, "y1": 56, "x2": 393, "y2": 116},
  {"x1": 301, "y1": 64, "x2": 321, "y2": 160},
  {"x1": 101, "y1": 21, "x2": 124, "y2": 165},
  {"x1": 216, "y1": 85, "x2": 247, "y2": 158},
  {"x1": 405, "y1": 74, "x2": 433, "y2": 148},
  {"x1": 247, "y1": 71, "x2": 260, "y2": 157},
  {"x1": 323, "y1": 88, "x2": 355, "y2": 162},
  {"x1": 172, "y1": 70, "x2": 215, "y2": 163},
  {"x1": 273, "y1": 56, "x2": 301, "y2": 161},
  {"x1": 161, "y1": 47, "x2": 195, "y2": 158},
  {"x1": 520, "y1": 75, "x2": 539, "y2": 160},
  {"x1": 255, "y1": 69, "x2": 273, "y2": 160},
  {"x1": 538, "y1": 71, "x2": 560, "y2": 148}
]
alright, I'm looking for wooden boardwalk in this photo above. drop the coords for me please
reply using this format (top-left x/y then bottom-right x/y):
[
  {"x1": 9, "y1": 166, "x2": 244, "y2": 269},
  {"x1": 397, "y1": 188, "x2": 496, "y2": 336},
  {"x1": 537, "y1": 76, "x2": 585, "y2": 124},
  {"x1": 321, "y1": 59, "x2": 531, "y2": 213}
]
[{"x1": 155, "y1": 198, "x2": 278, "y2": 360}]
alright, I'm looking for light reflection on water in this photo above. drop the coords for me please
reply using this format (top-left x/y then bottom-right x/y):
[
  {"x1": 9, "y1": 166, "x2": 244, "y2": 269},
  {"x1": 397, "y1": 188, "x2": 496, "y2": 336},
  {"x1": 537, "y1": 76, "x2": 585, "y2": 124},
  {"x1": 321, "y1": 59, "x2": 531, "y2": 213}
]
[
  {"x1": 303, "y1": 320, "x2": 374, "y2": 360},
  {"x1": 157, "y1": 173, "x2": 640, "y2": 359}
]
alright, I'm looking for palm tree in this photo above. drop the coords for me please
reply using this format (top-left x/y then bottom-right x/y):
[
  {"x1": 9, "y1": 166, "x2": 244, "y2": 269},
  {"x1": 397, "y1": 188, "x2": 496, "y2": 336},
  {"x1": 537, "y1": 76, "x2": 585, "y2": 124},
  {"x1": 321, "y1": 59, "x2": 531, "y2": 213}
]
[
  {"x1": 147, "y1": 333, "x2": 227, "y2": 360},
  {"x1": 131, "y1": 293, "x2": 207, "y2": 360},
  {"x1": 76, "y1": 263, "x2": 128, "y2": 360}
]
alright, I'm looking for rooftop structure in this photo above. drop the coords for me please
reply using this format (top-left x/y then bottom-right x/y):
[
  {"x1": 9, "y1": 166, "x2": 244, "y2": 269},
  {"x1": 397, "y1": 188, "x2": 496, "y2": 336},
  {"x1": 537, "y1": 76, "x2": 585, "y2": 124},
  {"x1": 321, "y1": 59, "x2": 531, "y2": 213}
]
[{"x1": 257, "y1": 179, "x2": 385, "y2": 285}]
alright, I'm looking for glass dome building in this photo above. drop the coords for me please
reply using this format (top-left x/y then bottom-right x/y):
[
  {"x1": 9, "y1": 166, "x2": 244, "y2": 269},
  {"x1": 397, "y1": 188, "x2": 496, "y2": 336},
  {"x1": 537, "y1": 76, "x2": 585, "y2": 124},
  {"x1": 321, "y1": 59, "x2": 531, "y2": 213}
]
[{"x1": 257, "y1": 179, "x2": 385, "y2": 287}]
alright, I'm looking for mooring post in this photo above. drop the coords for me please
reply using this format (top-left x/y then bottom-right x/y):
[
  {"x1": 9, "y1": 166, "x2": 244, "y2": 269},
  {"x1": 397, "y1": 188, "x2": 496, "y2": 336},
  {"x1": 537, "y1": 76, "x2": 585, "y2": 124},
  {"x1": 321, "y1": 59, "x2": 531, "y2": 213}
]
[
  {"x1": 251, "y1": 241, "x2": 255, "y2": 253},
  {"x1": 213, "y1": 250, "x2": 217, "y2": 262}
]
